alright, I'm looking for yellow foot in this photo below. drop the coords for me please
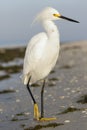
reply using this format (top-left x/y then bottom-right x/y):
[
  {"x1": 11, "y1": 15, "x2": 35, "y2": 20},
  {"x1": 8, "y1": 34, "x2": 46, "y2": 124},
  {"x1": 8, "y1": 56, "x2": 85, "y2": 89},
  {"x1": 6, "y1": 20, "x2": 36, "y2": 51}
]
[
  {"x1": 34, "y1": 103, "x2": 40, "y2": 120},
  {"x1": 39, "y1": 117, "x2": 57, "y2": 121},
  {"x1": 34, "y1": 103, "x2": 56, "y2": 121}
]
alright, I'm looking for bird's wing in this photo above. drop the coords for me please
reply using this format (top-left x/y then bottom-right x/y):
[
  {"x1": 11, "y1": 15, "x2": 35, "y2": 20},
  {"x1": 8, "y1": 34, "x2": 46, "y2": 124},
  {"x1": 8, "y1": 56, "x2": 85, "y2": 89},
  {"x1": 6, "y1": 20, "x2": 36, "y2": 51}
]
[{"x1": 23, "y1": 32, "x2": 48, "y2": 81}]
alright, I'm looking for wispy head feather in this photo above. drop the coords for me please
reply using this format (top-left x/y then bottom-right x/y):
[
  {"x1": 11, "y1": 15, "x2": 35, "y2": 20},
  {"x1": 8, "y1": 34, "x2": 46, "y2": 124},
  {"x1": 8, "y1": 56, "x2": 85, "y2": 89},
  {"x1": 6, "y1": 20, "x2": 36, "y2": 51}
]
[{"x1": 31, "y1": 13, "x2": 41, "y2": 27}]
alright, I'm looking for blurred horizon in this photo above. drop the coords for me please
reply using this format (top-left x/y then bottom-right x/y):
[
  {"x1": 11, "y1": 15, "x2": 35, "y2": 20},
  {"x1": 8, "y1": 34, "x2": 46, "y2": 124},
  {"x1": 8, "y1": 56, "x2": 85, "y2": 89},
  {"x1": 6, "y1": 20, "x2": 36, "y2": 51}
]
[{"x1": 0, "y1": 0, "x2": 87, "y2": 46}]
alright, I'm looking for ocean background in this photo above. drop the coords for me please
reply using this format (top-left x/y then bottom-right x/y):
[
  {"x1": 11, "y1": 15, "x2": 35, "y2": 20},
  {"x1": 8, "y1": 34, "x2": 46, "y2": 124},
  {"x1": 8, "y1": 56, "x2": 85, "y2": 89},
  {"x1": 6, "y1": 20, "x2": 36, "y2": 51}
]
[{"x1": 0, "y1": 0, "x2": 87, "y2": 47}]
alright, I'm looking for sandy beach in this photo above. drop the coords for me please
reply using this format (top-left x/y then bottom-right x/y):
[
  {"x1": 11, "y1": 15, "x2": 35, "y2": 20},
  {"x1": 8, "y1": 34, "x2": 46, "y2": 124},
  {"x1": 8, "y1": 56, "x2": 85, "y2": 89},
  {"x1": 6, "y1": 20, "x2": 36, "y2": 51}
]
[{"x1": 0, "y1": 41, "x2": 87, "y2": 130}]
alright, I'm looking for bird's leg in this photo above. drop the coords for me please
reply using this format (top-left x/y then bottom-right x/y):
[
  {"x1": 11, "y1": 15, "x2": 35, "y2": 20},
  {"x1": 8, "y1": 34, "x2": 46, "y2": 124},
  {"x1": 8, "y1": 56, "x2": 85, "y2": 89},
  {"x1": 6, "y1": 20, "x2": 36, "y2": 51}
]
[
  {"x1": 39, "y1": 80, "x2": 56, "y2": 121},
  {"x1": 27, "y1": 77, "x2": 40, "y2": 120},
  {"x1": 41, "y1": 79, "x2": 45, "y2": 118}
]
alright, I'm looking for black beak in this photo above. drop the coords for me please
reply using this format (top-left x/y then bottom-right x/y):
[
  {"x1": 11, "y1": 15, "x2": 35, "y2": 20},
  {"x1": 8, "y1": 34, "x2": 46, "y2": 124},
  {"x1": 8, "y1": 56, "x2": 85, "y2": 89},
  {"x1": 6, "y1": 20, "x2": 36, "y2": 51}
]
[{"x1": 59, "y1": 15, "x2": 79, "y2": 23}]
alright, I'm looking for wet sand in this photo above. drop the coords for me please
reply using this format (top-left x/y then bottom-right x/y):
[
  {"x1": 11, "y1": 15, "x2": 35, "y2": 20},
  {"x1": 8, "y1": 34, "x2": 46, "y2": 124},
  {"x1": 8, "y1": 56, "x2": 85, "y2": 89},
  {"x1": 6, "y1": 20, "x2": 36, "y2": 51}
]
[{"x1": 0, "y1": 41, "x2": 87, "y2": 130}]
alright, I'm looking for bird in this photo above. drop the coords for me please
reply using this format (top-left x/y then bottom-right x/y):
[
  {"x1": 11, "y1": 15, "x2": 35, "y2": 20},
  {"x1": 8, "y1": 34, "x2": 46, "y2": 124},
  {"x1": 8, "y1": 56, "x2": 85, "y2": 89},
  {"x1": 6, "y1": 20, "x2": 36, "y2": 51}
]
[{"x1": 22, "y1": 7, "x2": 79, "y2": 121}]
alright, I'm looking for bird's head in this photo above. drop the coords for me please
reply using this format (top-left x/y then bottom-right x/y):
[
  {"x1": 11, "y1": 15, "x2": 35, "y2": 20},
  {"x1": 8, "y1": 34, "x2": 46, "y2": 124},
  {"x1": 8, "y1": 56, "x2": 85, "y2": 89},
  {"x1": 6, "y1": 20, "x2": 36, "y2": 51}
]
[{"x1": 34, "y1": 7, "x2": 79, "y2": 23}]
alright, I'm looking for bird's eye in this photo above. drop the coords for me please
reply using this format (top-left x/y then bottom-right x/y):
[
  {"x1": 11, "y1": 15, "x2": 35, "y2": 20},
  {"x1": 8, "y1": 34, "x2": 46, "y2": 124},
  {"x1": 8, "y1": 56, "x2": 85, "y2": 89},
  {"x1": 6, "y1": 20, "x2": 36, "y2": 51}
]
[
  {"x1": 53, "y1": 14, "x2": 61, "y2": 17},
  {"x1": 53, "y1": 14, "x2": 56, "y2": 17}
]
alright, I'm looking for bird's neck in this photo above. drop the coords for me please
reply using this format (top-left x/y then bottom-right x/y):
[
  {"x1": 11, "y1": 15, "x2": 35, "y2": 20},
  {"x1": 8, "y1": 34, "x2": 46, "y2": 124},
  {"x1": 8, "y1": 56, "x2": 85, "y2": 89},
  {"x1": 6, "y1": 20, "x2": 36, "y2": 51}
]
[{"x1": 42, "y1": 20, "x2": 59, "y2": 39}]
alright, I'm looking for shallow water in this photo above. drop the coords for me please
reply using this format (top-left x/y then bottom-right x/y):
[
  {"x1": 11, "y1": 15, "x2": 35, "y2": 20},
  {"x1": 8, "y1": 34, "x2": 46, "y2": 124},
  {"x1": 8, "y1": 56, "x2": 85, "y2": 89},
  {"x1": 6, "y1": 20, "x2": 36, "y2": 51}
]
[{"x1": 0, "y1": 43, "x2": 87, "y2": 130}]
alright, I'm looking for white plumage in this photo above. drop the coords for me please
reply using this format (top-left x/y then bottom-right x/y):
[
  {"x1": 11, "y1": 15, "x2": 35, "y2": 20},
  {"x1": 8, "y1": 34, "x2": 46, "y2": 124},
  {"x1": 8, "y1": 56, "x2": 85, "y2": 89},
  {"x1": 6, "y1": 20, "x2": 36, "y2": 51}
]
[
  {"x1": 23, "y1": 26, "x2": 60, "y2": 85},
  {"x1": 22, "y1": 7, "x2": 79, "y2": 85},
  {"x1": 23, "y1": 8, "x2": 60, "y2": 85}
]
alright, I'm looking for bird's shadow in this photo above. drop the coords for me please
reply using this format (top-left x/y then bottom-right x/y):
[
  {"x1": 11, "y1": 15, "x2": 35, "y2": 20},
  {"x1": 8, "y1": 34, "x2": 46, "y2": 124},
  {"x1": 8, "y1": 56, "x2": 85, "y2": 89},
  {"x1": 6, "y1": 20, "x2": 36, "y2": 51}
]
[{"x1": 24, "y1": 122, "x2": 64, "y2": 130}]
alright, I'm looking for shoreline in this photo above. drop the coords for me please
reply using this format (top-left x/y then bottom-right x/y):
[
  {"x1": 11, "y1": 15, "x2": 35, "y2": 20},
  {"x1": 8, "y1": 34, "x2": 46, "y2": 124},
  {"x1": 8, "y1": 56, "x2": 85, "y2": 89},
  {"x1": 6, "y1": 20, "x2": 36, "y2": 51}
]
[
  {"x1": 0, "y1": 40, "x2": 87, "y2": 63},
  {"x1": 0, "y1": 40, "x2": 87, "y2": 49}
]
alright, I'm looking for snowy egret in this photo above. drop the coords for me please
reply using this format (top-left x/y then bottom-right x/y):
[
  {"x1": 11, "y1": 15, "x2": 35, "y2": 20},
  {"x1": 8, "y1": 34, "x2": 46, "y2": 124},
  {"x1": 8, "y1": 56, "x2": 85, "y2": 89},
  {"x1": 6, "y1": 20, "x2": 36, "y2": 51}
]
[{"x1": 22, "y1": 7, "x2": 79, "y2": 121}]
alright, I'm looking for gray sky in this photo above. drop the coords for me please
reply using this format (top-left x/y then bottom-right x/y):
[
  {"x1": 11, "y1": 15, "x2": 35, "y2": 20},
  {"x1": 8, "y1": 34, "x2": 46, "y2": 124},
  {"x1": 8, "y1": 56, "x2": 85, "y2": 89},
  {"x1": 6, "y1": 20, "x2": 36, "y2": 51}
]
[{"x1": 0, "y1": 0, "x2": 87, "y2": 46}]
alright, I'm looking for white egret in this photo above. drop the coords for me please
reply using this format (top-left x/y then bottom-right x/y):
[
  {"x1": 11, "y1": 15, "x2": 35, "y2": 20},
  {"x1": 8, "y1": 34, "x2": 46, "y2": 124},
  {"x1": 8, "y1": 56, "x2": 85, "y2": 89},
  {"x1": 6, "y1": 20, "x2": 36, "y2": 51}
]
[{"x1": 22, "y1": 7, "x2": 79, "y2": 121}]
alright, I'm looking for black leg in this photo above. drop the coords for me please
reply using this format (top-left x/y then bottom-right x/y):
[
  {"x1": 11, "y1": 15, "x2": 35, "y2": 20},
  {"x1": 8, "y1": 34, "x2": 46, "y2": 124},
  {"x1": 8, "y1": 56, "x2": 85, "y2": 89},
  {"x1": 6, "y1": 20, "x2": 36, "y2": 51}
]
[
  {"x1": 41, "y1": 80, "x2": 45, "y2": 118},
  {"x1": 27, "y1": 77, "x2": 36, "y2": 104}
]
